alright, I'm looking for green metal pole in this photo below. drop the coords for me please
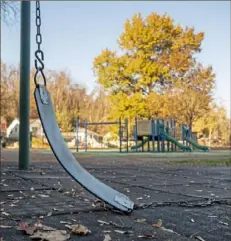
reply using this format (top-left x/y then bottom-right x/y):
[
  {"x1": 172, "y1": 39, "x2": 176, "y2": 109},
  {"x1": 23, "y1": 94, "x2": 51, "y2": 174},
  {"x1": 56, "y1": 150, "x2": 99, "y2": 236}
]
[{"x1": 19, "y1": 1, "x2": 31, "y2": 170}]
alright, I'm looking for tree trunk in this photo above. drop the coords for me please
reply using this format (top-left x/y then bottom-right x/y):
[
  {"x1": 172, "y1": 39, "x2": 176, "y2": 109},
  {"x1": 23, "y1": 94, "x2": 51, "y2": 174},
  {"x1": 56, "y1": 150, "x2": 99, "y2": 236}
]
[{"x1": 208, "y1": 128, "x2": 212, "y2": 146}]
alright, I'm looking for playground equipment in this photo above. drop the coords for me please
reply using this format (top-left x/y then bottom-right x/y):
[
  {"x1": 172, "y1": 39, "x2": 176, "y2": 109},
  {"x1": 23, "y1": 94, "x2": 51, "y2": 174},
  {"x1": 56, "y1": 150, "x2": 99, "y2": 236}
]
[
  {"x1": 76, "y1": 118, "x2": 129, "y2": 152},
  {"x1": 32, "y1": 1, "x2": 133, "y2": 212},
  {"x1": 132, "y1": 118, "x2": 192, "y2": 152},
  {"x1": 182, "y1": 125, "x2": 209, "y2": 151}
]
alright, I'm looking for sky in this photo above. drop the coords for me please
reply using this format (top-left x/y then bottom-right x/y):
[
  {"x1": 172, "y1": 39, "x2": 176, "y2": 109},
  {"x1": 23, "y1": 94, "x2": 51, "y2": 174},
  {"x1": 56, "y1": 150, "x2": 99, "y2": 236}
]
[{"x1": 2, "y1": 1, "x2": 230, "y2": 116}]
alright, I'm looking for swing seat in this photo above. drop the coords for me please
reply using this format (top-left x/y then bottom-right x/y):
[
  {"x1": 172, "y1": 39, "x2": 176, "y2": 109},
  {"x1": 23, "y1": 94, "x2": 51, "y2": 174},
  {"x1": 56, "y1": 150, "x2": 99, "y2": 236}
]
[{"x1": 34, "y1": 85, "x2": 134, "y2": 213}]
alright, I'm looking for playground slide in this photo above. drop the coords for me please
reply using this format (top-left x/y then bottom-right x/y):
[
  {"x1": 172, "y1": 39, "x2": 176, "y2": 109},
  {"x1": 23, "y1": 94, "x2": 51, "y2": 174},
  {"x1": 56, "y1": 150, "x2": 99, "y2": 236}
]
[
  {"x1": 131, "y1": 139, "x2": 149, "y2": 150},
  {"x1": 161, "y1": 132, "x2": 191, "y2": 152},
  {"x1": 184, "y1": 137, "x2": 209, "y2": 151},
  {"x1": 35, "y1": 85, "x2": 134, "y2": 213}
]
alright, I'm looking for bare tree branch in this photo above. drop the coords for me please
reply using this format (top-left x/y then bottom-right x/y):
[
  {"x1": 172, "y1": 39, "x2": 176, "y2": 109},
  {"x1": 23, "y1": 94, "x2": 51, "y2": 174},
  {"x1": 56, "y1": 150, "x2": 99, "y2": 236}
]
[{"x1": 1, "y1": 1, "x2": 19, "y2": 25}]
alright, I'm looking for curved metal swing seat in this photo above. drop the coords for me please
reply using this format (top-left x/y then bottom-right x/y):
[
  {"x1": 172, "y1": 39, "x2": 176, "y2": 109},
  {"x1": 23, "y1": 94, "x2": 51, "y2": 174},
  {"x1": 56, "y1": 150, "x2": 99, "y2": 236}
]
[{"x1": 34, "y1": 85, "x2": 134, "y2": 213}]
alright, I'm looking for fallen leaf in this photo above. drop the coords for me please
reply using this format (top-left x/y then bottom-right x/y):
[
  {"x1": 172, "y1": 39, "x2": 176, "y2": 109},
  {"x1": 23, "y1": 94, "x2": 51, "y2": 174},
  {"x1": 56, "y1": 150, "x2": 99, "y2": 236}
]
[
  {"x1": 17, "y1": 222, "x2": 37, "y2": 235},
  {"x1": 191, "y1": 218, "x2": 195, "y2": 223},
  {"x1": 114, "y1": 230, "x2": 133, "y2": 235},
  {"x1": 1, "y1": 212, "x2": 9, "y2": 216},
  {"x1": 114, "y1": 230, "x2": 126, "y2": 234},
  {"x1": 103, "y1": 234, "x2": 112, "y2": 241},
  {"x1": 97, "y1": 220, "x2": 110, "y2": 226},
  {"x1": 65, "y1": 224, "x2": 90, "y2": 235},
  {"x1": 152, "y1": 219, "x2": 162, "y2": 228},
  {"x1": 12, "y1": 217, "x2": 21, "y2": 221},
  {"x1": 63, "y1": 192, "x2": 70, "y2": 195},
  {"x1": 138, "y1": 234, "x2": 155, "y2": 238},
  {"x1": 134, "y1": 218, "x2": 146, "y2": 223},
  {"x1": 160, "y1": 227, "x2": 178, "y2": 234},
  {"x1": 218, "y1": 221, "x2": 228, "y2": 226},
  {"x1": 60, "y1": 221, "x2": 72, "y2": 224},
  {"x1": 136, "y1": 197, "x2": 143, "y2": 200},
  {"x1": 30, "y1": 230, "x2": 70, "y2": 241},
  {"x1": 0, "y1": 225, "x2": 13, "y2": 229},
  {"x1": 39, "y1": 225, "x2": 57, "y2": 231},
  {"x1": 195, "y1": 236, "x2": 206, "y2": 241},
  {"x1": 38, "y1": 194, "x2": 49, "y2": 198},
  {"x1": 47, "y1": 212, "x2": 52, "y2": 217},
  {"x1": 9, "y1": 204, "x2": 17, "y2": 207}
]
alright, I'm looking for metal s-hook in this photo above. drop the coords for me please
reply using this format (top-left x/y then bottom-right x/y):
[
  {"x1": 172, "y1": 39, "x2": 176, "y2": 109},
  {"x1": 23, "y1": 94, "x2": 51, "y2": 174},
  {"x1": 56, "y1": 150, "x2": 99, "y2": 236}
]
[{"x1": 35, "y1": 49, "x2": 44, "y2": 70}]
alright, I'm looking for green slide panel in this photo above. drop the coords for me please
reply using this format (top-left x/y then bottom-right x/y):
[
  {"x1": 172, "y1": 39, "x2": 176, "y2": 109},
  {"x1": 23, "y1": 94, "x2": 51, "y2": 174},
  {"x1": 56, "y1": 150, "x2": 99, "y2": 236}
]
[
  {"x1": 131, "y1": 139, "x2": 149, "y2": 150},
  {"x1": 184, "y1": 137, "x2": 209, "y2": 151},
  {"x1": 161, "y1": 132, "x2": 191, "y2": 152}
]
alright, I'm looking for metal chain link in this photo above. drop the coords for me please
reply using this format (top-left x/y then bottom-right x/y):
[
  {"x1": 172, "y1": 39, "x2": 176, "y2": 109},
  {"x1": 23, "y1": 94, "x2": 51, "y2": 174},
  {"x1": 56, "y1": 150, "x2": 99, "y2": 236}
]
[
  {"x1": 34, "y1": 0, "x2": 46, "y2": 86},
  {"x1": 133, "y1": 198, "x2": 231, "y2": 210}
]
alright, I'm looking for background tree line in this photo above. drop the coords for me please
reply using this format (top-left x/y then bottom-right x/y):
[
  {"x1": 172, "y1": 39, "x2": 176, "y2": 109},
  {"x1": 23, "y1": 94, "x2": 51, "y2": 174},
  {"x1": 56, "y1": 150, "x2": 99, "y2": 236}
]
[{"x1": 1, "y1": 63, "x2": 110, "y2": 135}]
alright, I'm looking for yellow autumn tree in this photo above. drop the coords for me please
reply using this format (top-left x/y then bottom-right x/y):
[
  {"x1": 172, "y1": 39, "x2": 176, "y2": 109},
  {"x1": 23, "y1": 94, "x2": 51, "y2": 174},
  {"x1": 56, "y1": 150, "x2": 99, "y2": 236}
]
[
  {"x1": 167, "y1": 63, "x2": 215, "y2": 129},
  {"x1": 194, "y1": 104, "x2": 230, "y2": 146},
  {"x1": 93, "y1": 13, "x2": 204, "y2": 120}
]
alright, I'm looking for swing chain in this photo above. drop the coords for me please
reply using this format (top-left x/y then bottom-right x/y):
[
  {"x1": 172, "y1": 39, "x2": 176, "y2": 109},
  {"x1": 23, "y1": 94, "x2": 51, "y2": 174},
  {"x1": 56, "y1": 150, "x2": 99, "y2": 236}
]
[
  {"x1": 133, "y1": 198, "x2": 231, "y2": 210},
  {"x1": 34, "y1": 0, "x2": 46, "y2": 87}
]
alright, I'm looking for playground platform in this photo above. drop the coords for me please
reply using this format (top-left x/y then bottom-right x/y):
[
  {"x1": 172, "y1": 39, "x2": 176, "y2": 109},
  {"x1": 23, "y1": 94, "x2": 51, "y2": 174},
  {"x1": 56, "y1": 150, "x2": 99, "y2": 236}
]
[{"x1": 0, "y1": 149, "x2": 230, "y2": 241}]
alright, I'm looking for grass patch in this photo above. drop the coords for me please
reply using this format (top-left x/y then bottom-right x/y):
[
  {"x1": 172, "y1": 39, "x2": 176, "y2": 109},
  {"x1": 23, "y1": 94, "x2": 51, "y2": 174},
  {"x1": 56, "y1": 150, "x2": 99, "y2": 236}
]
[{"x1": 172, "y1": 159, "x2": 231, "y2": 167}]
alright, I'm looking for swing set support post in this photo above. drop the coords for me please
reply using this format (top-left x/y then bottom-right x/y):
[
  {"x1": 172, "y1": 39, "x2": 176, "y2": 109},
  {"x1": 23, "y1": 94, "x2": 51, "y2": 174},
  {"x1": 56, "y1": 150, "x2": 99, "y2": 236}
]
[{"x1": 19, "y1": 1, "x2": 31, "y2": 170}]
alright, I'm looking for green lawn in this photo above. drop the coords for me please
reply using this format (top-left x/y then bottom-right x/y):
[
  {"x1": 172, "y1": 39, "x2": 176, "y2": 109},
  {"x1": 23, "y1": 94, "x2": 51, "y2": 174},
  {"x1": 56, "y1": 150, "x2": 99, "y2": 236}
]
[{"x1": 172, "y1": 159, "x2": 231, "y2": 167}]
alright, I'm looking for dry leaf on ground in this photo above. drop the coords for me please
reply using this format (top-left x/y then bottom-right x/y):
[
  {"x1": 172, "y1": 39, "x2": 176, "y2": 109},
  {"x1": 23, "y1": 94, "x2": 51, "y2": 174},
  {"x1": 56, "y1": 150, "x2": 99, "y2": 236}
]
[
  {"x1": 38, "y1": 194, "x2": 49, "y2": 198},
  {"x1": 60, "y1": 221, "x2": 71, "y2": 225},
  {"x1": 1, "y1": 212, "x2": 9, "y2": 216},
  {"x1": 160, "y1": 227, "x2": 178, "y2": 234},
  {"x1": 195, "y1": 236, "x2": 206, "y2": 241},
  {"x1": 218, "y1": 221, "x2": 228, "y2": 226},
  {"x1": 65, "y1": 224, "x2": 90, "y2": 235},
  {"x1": 136, "y1": 197, "x2": 143, "y2": 200},
  {"x1": 30, "y1": 230, "x2": 70, "y2": 241},
  {"x1": 98, "y1": 220, "x2": 110, "y2": 226},
  {"x1": 134, "y1": 218, "x2": 146, "y2": 223},
  {"x1": 0, "y1": 225, "x2": 13, "y2": 229},
  {"x1": 39, "y1": 225, "x2": 57, "y2": 231},
  {"x1": 152, "y1": 219, "x2": 162, "y2": 228},
  {"x1": 17, "y1": 222, "x2": 37, "y2": 235},
  {"x1": 103, "y1": 234, "x2": 112, "y2": 241},
  {"x1": 138, "y1": 234, "x2": 155, "y2": 238},
  {"x1": 114, "y1": 230, "x2": 133, "y2": 235}
]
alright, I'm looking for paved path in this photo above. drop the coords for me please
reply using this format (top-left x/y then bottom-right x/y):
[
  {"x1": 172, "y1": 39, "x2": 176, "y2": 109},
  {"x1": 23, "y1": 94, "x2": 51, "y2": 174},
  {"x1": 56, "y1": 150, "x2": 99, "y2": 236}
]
[{"x1": 0, "y1": 150, "x2": 230, "y2": 240}]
